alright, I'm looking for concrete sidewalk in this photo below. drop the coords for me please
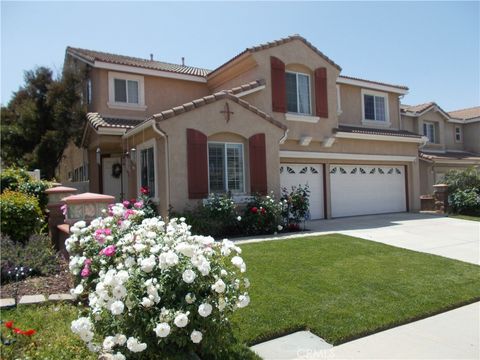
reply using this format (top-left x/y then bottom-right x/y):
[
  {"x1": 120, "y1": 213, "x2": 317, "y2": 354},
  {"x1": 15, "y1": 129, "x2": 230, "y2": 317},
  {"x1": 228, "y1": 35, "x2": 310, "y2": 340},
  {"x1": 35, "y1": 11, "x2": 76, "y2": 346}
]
[{"x1": 251, "y1": 302, "x2": 480, "y2": 360}]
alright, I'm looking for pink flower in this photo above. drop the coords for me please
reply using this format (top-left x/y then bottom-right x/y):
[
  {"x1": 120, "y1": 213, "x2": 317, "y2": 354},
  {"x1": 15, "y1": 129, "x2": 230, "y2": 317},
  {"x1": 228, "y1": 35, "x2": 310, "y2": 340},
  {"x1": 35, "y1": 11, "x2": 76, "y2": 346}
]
[
  {"x1": 60, "y1": 204, "x2": 67, "y2": 216},
  {"x1": 84, "y1": 258, "x2": 92, "y2": 266},
  {"x1": 123, "y1": 200, "x2": 130, "y2": 207},
  {"x1": 95, "y1": 229, "x2": 106, "y2": 243},
  {"x1": 140, "y1": 186, "x2": 149, "y2": 195},
  {"x1": 81, "y1": 267, "x2": 91, "y2": 277},
  {"x1": 104, "y1": 228, "x2": 112, "y2": 236},
  {"x1": 134, "y1": 201, "x2": 143, "y2": 209},
  {"x1": 124, "y1": 209, "x2": 135, "y2": 219},
  {"x1": 101, "y1": 245, "x2": 116, "y2": 257}
]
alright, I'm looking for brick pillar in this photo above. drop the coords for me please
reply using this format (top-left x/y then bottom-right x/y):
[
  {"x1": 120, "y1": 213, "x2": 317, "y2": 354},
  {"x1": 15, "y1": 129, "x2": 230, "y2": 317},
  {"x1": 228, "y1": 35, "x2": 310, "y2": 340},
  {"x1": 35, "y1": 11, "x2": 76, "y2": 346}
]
[
  {"x1": 433, "y1": 184, "x2": 449, "y2": 214},
  {"x1": 45, "y1": 185, "x2": 77, "y2": 251}
]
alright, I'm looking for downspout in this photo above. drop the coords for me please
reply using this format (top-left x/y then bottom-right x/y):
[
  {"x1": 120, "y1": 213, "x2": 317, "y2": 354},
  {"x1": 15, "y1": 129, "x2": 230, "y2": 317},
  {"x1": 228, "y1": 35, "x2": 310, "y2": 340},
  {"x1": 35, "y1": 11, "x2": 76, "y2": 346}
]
[
  {"x1": 151, "y1": 120, "x2": 170, "y2": 219},
  {"x1": 399, "y1": 94, "x2": 405, "y2": 130},
  {"x1": 279, "y1": 128, "x2": 289, "y2": 144}
]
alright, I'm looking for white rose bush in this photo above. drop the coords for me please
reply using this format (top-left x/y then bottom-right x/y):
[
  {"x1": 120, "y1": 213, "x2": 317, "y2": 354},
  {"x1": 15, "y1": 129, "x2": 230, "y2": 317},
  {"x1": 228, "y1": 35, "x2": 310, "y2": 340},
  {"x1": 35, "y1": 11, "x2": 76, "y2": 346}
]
[{"x1": 66, "y1": 202, "x2": 250, "y2": 359}]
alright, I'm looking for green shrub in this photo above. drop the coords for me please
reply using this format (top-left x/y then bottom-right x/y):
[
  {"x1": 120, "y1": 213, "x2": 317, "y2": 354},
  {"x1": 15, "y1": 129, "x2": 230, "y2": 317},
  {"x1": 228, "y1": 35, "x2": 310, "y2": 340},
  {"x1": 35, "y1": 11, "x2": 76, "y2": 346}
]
[
  {"x1": 441, "y1": 168, "x2": 480, "y2": 215},
  {"x1": 0, "y1": 167, "x2": 51, "y2": 212},
  {"x1": 1, "y1": 234, "x2": 60, "y2": 284},
  {"x1": 0, "y1": 167, "x2": 31, "y2": 192},
  {"x1": 281, "y1": 184, "x2": 311, "y2": 229},
  {"x1": 242, "y1": 192, "x2": 284, "y2": 235},
  {"x1": 0, "y1": 190, "x2": 43, "y2": 243}
]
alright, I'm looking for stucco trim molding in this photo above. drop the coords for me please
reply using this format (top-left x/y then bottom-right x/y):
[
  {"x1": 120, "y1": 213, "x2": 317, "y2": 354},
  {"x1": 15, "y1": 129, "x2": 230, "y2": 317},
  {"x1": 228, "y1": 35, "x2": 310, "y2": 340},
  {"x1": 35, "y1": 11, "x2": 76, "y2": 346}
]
[
  {"x1": 235, "y1": 85, "x2": 266, "y2": 98},
  {"x1": 337, "y1": 77, "x2": 409, "y2": 95},
  {"x1": 280, "y1": 150, "x2": 417, "y2": 162},
  {"x1": 285, "y1": 113, "x2": 320, "y2": 123},
  {"x1": 335, "y1": 131, "x2": 427, "y2": 144}
]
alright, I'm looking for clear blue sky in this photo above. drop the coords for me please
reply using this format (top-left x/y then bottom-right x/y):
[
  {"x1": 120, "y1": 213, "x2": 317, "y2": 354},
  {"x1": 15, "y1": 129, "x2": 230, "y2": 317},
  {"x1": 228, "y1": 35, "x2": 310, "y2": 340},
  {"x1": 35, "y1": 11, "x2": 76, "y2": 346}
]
[{"x1": 1, "y1": 1, "x2": 479, "y2": 111}]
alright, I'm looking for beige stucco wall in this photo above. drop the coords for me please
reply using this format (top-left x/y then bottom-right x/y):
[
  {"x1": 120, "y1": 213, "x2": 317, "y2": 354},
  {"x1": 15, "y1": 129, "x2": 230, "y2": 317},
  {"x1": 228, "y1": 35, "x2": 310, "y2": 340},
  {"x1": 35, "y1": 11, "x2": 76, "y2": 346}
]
[
  {"x1": 156, "y1": 99, "x2": 285, "y2": 215},
  {"x1": 56, "y1": 141, "x2": 89, "y2": 183},
  {"x1": 87, "y1": 67, "x2": 210, "y2": 119},
  {"x1": 464, "y1": 122, "x2": 480, "y2": 153},
  {"x1": 338, "y1": 84, "x2": 401, "y2": 129},
  {"x1": 401, "y1": 115, "x2": 417, "y2": 133}
]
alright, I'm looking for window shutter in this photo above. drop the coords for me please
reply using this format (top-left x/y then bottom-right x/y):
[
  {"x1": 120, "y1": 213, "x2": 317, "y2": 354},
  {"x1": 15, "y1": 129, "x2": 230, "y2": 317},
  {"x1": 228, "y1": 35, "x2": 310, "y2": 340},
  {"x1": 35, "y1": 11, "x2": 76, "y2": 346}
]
[
  {"x1": 187, "y1": 128, "x2": 208, "y2": 199},
  {"x1": 249, "y1": 133, "x2": 268, "y2": 195},
  {"x1": 315, "y1": 67, "x2": 328, "y2": 118},
  {"x1": 271, "y1": 57, "x2": 286, "y2": 113}
]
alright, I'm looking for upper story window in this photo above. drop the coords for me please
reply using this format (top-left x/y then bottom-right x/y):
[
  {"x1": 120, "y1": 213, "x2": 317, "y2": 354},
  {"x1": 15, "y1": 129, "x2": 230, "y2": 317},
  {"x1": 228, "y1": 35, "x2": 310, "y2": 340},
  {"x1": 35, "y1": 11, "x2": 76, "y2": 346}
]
[
  {"x1": 455, "y1": 126, "x2": 462, "y2": 143},
  {"x1": 208, "y1": 142, "x2": 244, "y2": 193},
  {"x1": 108, "y1": 72, "x2": 146, "y2": 111},
  {"x1": 423, "y1": 122, "x2": 437, "y2": 143},
  {"x1": 286, "y1": 71, "x2": 311, "y2": 115},
  {"x1": 361, "y1": 89, "x2": 389, "y2": 124},
  {"x1": 86, "y1": 79, "x2": 92, "y2": 104}
]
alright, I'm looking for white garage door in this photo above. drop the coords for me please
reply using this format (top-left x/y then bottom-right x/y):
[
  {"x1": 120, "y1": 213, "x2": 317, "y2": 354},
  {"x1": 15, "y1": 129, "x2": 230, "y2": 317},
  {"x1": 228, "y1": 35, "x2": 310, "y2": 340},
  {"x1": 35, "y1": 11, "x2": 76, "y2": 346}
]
[
  {"x1": 330, "y1": 165, "x2": 406, "y2": 218},
  {"x1": 280, "y1": 164, "x2": 324, "y2": 219}
]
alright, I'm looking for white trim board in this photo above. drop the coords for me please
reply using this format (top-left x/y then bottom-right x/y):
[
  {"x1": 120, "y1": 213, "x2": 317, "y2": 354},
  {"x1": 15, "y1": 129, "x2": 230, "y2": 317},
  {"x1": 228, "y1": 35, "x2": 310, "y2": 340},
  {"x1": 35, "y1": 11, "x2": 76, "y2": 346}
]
[
  {"x1": 280, "y1": 150, "x2": 416, "y2": 162},
  {"x1": 235, "y1": 85, "x2": 266, "y2": 98},
  {"x1": 337, "y1": 77, "x2": 409, "y2": 95},
  {"x1": 335, "y1": 131, "x2": 426, "y2": 144}
]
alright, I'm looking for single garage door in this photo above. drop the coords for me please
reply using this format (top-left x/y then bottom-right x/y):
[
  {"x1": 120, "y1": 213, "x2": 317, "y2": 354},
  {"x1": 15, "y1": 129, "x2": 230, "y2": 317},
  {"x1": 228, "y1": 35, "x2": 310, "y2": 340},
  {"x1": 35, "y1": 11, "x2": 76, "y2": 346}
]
[
  {"x1": 280, "y1": 164, "x2": 324, "y2": 219},
  {"x1": 330, "y1": 164, "x2": 406, "y2": 218}
]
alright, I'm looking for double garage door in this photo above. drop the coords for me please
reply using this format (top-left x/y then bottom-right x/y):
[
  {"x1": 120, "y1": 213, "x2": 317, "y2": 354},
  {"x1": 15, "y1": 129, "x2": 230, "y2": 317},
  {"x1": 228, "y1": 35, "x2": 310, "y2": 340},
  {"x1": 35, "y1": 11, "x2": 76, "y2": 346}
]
[{"x1": 280, "y1": 164, "x2": 407, "y2": 219}]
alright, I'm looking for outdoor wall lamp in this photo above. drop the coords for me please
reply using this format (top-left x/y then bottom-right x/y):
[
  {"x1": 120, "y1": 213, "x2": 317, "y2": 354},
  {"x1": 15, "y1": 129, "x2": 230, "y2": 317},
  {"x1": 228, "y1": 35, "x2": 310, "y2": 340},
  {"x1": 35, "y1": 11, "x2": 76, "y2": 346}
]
[{"x1": 130, "y1": 148, "x2": 137, "y2": 164}]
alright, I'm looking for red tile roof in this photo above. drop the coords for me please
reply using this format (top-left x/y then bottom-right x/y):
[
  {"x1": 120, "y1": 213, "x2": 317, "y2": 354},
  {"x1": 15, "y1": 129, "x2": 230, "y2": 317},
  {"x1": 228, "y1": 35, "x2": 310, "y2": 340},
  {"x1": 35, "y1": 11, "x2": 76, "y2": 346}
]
[
  {"x1": 67, "y1": 47, "x2": 210, "y2": 77},
  {"x1": 149, "y1": 91, "x2": 287, "y2": 130},
  {"x1": 448, "y1": 106, "x2": 480, "y2": 120},
  {"x1": 87, "y1": 113, "x2": 142, "y2": 129},
  {"x1": 336, "y1": 125, "x2": 422, "y2": 138},
  {"x1": 208, "y1": 34, "x2": 342, "y2": 77},
  {"x1": 339, "y1": 75, "x2": 409, "y2": 91},
  {"x1": 400, "y1": 102, "x2": 435, "y2": 114}
]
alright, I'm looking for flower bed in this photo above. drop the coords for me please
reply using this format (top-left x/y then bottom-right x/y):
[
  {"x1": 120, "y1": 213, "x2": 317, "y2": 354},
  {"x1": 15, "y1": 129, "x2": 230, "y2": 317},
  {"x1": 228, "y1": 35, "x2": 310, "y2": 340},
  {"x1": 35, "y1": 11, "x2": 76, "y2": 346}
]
[{"x1": 67, "y1": 202, "x2": 250, "y2": 359}]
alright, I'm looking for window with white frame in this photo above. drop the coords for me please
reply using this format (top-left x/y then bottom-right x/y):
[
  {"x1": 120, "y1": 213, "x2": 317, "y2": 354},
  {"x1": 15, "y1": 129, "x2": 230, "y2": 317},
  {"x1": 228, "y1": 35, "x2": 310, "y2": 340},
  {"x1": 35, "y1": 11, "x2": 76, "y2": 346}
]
[
  {"x1": 362, "y1": 90, "x2": 389, "y2": 123},
  {"x1": 86, "y1": 79, "x2": 92, "y2": 104},
  {"x1": 455, "y1": 126, "x2": 462, "y2": 142},
  {"x1": 108, "y1": 72, "x2": 145, "y2": 109},
  {"x1": 140, "y1": 147, "x2": 155, "y2": 197},
  {"x1": 423, "y1": 122, "x2": 436, "y2": 143},
  {"x1": 208, "y1": 143, "x2": 244, "y2": 193},
  {"x1": 286, "y1": 71, "x2": 311, "y2": 115}
]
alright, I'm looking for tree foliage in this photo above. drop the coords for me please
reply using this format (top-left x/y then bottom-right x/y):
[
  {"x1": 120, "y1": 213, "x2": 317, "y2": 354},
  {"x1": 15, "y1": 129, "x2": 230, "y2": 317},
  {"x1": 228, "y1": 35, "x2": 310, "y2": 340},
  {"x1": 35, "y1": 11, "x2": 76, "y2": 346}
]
[{"x1": 1, "y1": 66, "x2": 86, "y2": 179}]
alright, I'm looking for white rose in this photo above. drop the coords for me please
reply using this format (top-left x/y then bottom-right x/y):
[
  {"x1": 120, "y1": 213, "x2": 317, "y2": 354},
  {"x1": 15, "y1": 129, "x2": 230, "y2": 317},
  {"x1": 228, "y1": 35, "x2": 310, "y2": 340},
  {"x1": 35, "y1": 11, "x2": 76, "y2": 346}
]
[
  {"x1": 154, "y1": 322, "x2": 171, "y2": 338},
  {"x1": 174, "y1": 313, "x2": 189, "y2": 328},
  {"x1": 165, "y1": 251, "x2": 179, "y2": 266},
  {"x1": 114, "y1": 334, "x2": 127, "y2": 345},
  {"x1": 110, "y1": 300, "x2": 125, "y2": 315},
  {"x1": 182, "y1": 269, "x2": 196, "y2": 284},
  {"x1": 140, "y1": 255, "x2": 156, "y2": 273},
  {"x1": 218, "y1": 297, "x2": 226, "y2": 311},
  {"x1": 112, "y1": 352, "x2": 126, "y2": 360},
  {"x1": 112, "y1": 285, "x2": 127, "y2": 299},
  {"x1": 185, "y1": 293, "x2": 196, "y2": 304},
  {"x1": 141, "y1": 297, "x2": 154, "y2": 308},
  {"x1": 198, "y1": 303, "x2": 213, "y2": 317},
  {"x1": 126, "y1": 337, "x2": 147, "y2": 353},
  {"x1": 103, "y1": 336, "x2": 116, "y2": 350},
  {"x1": 231, "y1": 256, "x2": 244, "y2": 269},
  {"x1": 277, "y1": 225, "x2": 283, "y2": 231},
  {"x1": 190, "y1": 330, "x2": 203, "y2": 344},
  {"x1": 237, "y1": 294, "x2": 250, "y2": 308},
  {"x1": 212, "y1": 279, "x2": 226, "y2": 293},
  {"x1": 75, "y1": 220, "x2": 87, "y2": 228}
]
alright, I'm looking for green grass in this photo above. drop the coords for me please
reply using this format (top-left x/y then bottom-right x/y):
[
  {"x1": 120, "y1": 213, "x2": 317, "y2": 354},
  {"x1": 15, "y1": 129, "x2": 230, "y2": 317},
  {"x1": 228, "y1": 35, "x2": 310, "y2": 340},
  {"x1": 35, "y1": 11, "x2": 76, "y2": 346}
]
[
  {"x1": 0, "y1": 303, "x2": 94, "y2": 360},
  {"x1": 2, "y1": 234, "x2": 479, "y2": 358},
  {"x1": 449, "y1": 214, "x2": 480, "y2": 222},
  {"x1": 231, "y1": 234, "x2": 480, "y2": 345}
]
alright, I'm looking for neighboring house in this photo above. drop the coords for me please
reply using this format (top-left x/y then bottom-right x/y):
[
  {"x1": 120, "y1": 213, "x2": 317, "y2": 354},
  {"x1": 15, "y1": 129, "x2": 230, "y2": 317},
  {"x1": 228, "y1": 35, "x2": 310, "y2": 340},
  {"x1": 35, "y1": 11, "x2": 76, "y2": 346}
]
[
  {"x1": 58, "y1": 35, "x2": 436, "y2": 219},
  {"x1": 401, "y1": 103, "x2": 480, "y2": 195}
]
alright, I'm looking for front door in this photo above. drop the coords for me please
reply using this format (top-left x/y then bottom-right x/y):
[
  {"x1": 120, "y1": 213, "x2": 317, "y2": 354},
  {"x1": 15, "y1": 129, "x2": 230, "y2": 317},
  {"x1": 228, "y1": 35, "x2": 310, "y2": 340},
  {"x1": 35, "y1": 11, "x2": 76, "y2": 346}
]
[{"x1": 102, "y1": 157, "x2": 127, "y2": 202}]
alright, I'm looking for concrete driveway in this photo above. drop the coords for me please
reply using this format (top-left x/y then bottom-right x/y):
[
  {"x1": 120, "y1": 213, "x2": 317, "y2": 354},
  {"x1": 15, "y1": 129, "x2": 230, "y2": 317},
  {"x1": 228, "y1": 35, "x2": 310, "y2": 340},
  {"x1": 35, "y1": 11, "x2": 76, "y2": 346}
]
[{"x1": 306, "y1": 213, "x2": 479, "y2": 265}]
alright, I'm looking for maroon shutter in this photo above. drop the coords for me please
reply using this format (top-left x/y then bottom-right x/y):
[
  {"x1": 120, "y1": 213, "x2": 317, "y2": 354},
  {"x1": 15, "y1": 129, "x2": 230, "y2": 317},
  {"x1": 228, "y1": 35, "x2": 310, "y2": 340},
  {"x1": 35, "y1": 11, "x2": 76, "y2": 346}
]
[
  {"x1": 271, "y1": 56, "x2": 286, "y2": 113},
  {"x1": 315, "y1": 67, "x2": 328, "y2": 118},
  {"x1": 249, "y1": 133, "x2": 267, "y2": 195},
  {"x1": 187, "y1": 128, "x2": 208, "y2": 199}
]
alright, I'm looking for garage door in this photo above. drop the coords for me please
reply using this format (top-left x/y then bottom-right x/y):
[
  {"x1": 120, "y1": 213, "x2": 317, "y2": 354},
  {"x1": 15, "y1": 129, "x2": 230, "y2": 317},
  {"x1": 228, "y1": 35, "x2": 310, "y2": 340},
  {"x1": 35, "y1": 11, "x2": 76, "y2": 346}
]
[
  {"x1": 330, "y1": 165, "x2": 406, "y2": 218},
  {"x1": 280, "y1": 164, "x2": 324, "y2": 219}
]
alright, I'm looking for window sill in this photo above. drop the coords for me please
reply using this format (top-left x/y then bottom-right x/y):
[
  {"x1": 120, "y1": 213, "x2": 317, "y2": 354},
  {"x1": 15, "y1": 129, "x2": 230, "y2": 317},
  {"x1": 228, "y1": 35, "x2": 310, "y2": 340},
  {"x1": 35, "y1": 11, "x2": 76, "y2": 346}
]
[
  {"x1": 285, "y1": 113, "x2": 320, "y2": 123},
  {"x1": 361, "y1": 119, "x2": 391, "y2": 127},
  {"x1": 107, "y1": 102, "x2": 147, "y2": 111}
]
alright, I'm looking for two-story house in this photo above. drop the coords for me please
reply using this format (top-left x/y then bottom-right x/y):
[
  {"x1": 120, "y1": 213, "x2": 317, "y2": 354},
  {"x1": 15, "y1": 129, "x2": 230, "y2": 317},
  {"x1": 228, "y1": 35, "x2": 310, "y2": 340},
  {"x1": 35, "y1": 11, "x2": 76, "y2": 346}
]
[
  {"x1": 58, "y1": 35, "x2": 433, "y2": 219},
  {"x1": 401, "y1": 103, "x2": 480, "y2": 195}
]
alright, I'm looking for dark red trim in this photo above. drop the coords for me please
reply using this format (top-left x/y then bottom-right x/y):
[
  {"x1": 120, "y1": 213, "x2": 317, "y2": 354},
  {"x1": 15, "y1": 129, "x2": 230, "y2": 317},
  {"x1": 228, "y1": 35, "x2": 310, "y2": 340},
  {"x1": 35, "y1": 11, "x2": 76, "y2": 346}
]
[
  {"x1": 249, "y1": 133, "x2": 268, "y2": 195},
  {"x1": 270, "y1": 56, "x2": 286, "y2": 113},
  {"x1": 315, "y1": 67, "x2": 328, "y2": 118},
  {"x1": 187, "y1": 129, "x2": 209, "y2": 199}
]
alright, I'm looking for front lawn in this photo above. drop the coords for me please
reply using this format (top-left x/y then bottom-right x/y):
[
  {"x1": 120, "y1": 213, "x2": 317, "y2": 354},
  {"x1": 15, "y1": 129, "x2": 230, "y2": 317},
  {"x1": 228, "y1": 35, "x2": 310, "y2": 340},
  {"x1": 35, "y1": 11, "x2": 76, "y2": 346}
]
[
  {"x1": 449, "y1": 214, "x2": 480, "y2": 222},
  {"x1": 231, "y1": 234, "x2": 480, "y2": 345},
  {"x1": 2, "y1": 234, "x2": 479, "y2": 358}
]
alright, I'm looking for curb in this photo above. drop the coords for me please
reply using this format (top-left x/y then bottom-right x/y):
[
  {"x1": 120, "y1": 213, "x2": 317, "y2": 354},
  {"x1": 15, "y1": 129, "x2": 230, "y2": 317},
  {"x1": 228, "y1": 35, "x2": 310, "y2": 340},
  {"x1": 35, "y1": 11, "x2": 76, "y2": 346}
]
[{"x1": 0, "y1": 293, "x2": 74, "y2": 309}]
